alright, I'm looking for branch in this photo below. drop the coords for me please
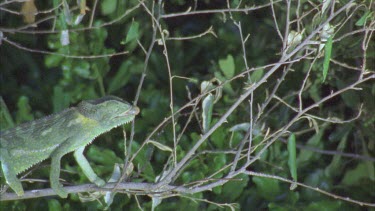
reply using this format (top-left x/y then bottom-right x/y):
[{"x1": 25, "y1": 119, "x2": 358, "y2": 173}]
[{"x1": 0, "y1": 182, "x2": 189, "y2": 201}]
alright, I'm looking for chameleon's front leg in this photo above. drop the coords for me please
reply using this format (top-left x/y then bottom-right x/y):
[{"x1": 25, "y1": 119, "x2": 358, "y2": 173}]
[
  {"x1": 73, "y1": 146, "x2": 105, "y2": 187},
  {"x1": 50, "y1": 143, "x2": 105, "y2": 198},
  {"x1": 50, "y1": 153, "x2": 68, "y2": 198},
  {"x1": 0, "y1": 148, "x2": 24, "y2": 196},
  {"x1": 50, "y1": 141, "x2": 73, "y2": 198}
]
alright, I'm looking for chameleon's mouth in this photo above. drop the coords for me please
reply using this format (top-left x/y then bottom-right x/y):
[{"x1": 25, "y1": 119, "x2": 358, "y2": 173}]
[
  {"x1": 112, "y1": 106, "x2": 140, "y2": 121},
  {"x1": 130, "y1": 106, "x2": 140, "y2": 115},
  {"x1": 120, "y1": 106, "x2": 140, "y2": 116}
]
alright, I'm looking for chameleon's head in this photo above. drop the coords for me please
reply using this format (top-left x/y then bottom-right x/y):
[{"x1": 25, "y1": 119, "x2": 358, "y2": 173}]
[{"x1": 77, "y1": 96, "x2": 140, "y2": 128}]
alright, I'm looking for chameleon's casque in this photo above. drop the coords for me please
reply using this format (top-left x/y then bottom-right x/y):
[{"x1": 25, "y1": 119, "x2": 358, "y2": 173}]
[{"x1": 0, "y1": 96, "x2": 139, "y2": 198}]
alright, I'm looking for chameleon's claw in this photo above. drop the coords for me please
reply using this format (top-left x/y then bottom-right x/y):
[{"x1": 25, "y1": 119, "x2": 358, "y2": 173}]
[
  {"x1": 94, "y1": 178, "x2": 106, "y2": 187},
  {"x1": 6, "y1": 180, "x2": 24, "y2": 196},
  {"x1": 52, "y1": 182, "x2": 68, "y2": 198},
  {"x1": 55, "y1": 187, "x2": 68, "y2": 198},
  {"x1": 15, "y1": 188, "x2": 24, "y2": 197}
]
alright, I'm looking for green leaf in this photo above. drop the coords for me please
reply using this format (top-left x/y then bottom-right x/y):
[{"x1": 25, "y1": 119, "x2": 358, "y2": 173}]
[
  {"x1": 182, "y1": 171, "x2": 205, "y2": 183},
  {"x1": 152, "y1": 196, "x2": 163, "y2": 211},
  {"x1": 104, "y1": 164, "x2": 122, "y2": 209},
  {"x1": 287, "y1": 133, "x2": 297, "y2": 189},
  {"x1": 87, "y1": 145, "x2": 122, "y2": 166},
  {"x1": 60, "y1": 30, "x2": 69, "y2": 46},
  {"x1": 308, "y1": 81, "x2": 321, "y2": 102},
  {"x1": 132, "y1": 142, "x2": 155, "y2": 180},
  {"x1": 337, "y1": 79, "x2": 360, "y2": 108},
  {"x1": 355, "y1": 11, "x2": 372, "y2": 26},
  {"x1": 297, "y1": 127, "x2": 325, "y2": 165},
  {"x1": 221, "y1": 174, "x2": 249, "y2": 201},
  {"x1": 253, "y1": 177, "x2": 281, "y2": 201},
  {"x1": 229, "y1": 123, "x2": 250, "y2": 132},
  {"x1": 302, "y1": 169, "x2": 332, "y2": 200},
  {"x1": 250, "y1": 69, "x2": 264, "y2": 82},
  {"x1": 52, "y1": 86, "x2": 71, "y2": 113},
  {"x1": 321, "y1": 0, "x2": 332, "y2": 15},
  {"x1": 123, "y1": 21, "x2": 140, "y2": 44},
  {"x1": 268, "y1": 203, "x2": 290, "y2": 211},
  {"x1": 73, "y1": 61, "x2": 91, "y2": 79},
  {"x1": 16, "y1": 96, "x2": 33, "y2": 123},
  {"x1": 200, "y1": 80, "x2": 215, "y2": 93},
  {"x1": 229, "y1": 123, "x2": 264, "y2": 137},
  {"x1": 62, "y1": 0, "x2": 72, "y2": 25},
  {"x1": 365, "y1": 159, "x2": 375, "y2": 181},
  {"x1": 212, "y1": 185, "x2": 222, "y2": 194},
  {"x1": 214, "y1": 71, "x2": 235, "y2": 95},
  {"x1": 202, "y1": 94, "x2": 214, "y2": 133},
  {"x1": 213, "y1": 154, "x2": 226, "y2": 171},
  {"x1": 200, "y1": 79, "x2": 223, "y2": 103},
  {"x1": 287, "y1": 30, "x2": 303, "y2": 52},
  {"x1": 211, "y1": 126, "x2": 227, "y2": 149},
  {"x1": 219, "y1": 54, "x2": 235, "y2": 79},
  {"x1": 341, "y1": 163, "x2": 374, "y2": 186},
  {"x1": 147, "y1": 140, "x2": 173, "y2": 152},
  {"x1": 101, "y1": 0, "x2": 117, "y2": 15},
  {"x1": 48, "y1": 199, "x2": 62, "y2": 211},
  {"x1": 0, "y1": 97, "x2": 15, "y2": 128},
  {"x1": 108, "y1": 60, "x2": 133, "y2": 93},
  {"x1": 324, "y1": 132, "x2": 348, "y2": 177},
  {"x1": 307, "y1": 200, "x2": 342, "y2": 211},
  {"x1": 45, "y1": 55, "x2": 63, "y2": 68},
  {"x1": 322, "y1": 36, "x2": 333, "y2": 82}
]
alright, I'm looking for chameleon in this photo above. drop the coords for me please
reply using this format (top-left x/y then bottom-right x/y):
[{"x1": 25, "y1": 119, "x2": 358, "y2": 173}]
[{"x1": 0, "y1": 96, "x2": 140, "y2": 198}]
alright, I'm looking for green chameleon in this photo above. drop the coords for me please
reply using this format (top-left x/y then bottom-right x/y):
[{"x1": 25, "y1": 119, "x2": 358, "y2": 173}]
[{"x1": 0, "y1": 96, "x2": 139, "y2": 198}]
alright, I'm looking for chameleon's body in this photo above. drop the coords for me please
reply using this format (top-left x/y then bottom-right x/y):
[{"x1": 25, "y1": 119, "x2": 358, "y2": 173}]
[{"x1": 0, "y1": 96, "x2": 139, "y2": 198}]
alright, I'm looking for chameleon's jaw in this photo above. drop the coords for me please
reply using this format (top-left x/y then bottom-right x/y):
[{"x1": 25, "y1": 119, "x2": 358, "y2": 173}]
[
  {"x1": 113, "y1": 106, "x2": 140, "y2": 120},
  {"x1": 122, "y1": 106, "x2": 140, "y2": 116},
  {"x1": 131, "y1": 106, "x2": 140, "y2": 115}
]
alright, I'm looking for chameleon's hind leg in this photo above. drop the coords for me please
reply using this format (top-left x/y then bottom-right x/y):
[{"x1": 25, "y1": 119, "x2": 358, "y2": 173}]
[
  {"x1": 50, "y1": 140, "x2": 73, "y2": 198},
  {"x1": 0, "y1": 148, "x2": 24, "y2": 196}
]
